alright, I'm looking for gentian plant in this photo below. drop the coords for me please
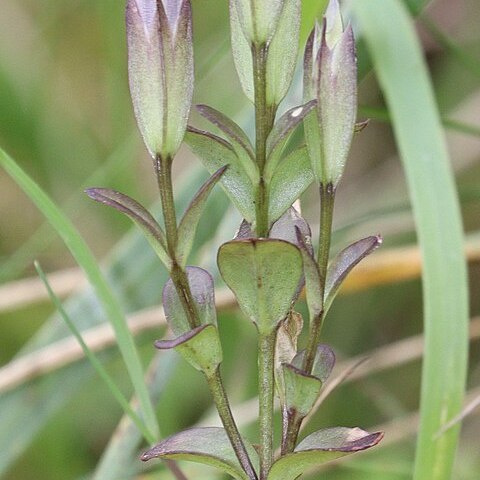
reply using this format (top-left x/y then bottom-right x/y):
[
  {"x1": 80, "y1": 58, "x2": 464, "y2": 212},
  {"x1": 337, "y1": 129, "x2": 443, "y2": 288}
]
[{"x1": 87, "y1": 1, "x2": 384, "y2": 478}]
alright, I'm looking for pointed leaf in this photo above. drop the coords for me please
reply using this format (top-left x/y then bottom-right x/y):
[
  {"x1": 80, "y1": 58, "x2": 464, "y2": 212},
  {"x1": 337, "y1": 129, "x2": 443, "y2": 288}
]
[
  {"x1": 325, "y1": 235, "x2": 382, "y2": 313},
  {"x1": 266, "y1": 0, "x2": 301, "y2": 106},
  {"x1": 265, "y1": 101, "x2": 317, "y2": 179},
  {"x1": 185, "y1": 127, "x2": 255, "y2": 222},
  {"x1": 85, "y1": 188, "x2": 169, "y2": 267},
  {"x1": 295, "y1": 227, "x2": 322, "y2": 319},
  {"x1": 282, "y1": 363, "x2": 322, "y2": 418},
  {"x1": 267, "y1": 427, "x2": 384, "y2": 480},
  {"x1": 176, "y1": 166, "x2": 227, "y2": 266},
  {"x1": 230, "y1": 0, "x2": 255, "y2": 103},
  {"x1": 218, "y1": 239, "x2": 303, "y2": 334},
  {"x1": 196, "y1": 105, "x2": 258, "y2": 183},
  {"x1": 235, "y1": 219, "x2": 254, "y2": 240},
  {"x1": 142, "y1": 427, "x2": 258, "y2": 480},
  {"x1": 268, "y1": 146, "x2": 315, "y2": 225},
  {"x1": 293, "y1": 344, "x2": 336, "y2": 384},
  {"x1": 155, "y1": 324, "x2": 222, "y2": 377},
  {"x1": 163, "y1": 266, "x2": 216, "y2": 337}
]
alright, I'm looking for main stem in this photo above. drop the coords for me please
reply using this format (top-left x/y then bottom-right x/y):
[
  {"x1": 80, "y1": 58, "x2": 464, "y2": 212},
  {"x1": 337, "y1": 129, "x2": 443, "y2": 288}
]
[
  {"x1": 258, "y1": 332, "x2": 277, "y2": 479},
  {"x1": 252, "y1": 42, "x2": 277, "y2": 480},
  {"x1": 155, "y1": 155, "x2": 257, "y2": 480},
  {"x1": 252, "y1": 43, "x2": 275, "y2": 238},
  {"x1": 283, "y1": 183, "x2": 336, "y2": 453}
]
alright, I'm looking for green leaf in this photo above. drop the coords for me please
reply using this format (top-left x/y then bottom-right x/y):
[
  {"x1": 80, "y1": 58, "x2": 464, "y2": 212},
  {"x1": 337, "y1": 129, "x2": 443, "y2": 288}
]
[
  {"x1": 185, "y1": 127, "x2": 255, "y2": 222},
  {"x1": 155, "y1": 324, "x2": 223, "y2": 378},
  {"x1": 281, "y1": 363, "x2": 322, "y2": 418},
  {"x1": 218, "y1": 239, "x2": 303, "y2": 334},
  {"x1": 176, "y1": 166, "x2": 227, "y2": 267},
  {"x1": 85, "y1": 187, "x2": 170, "y2": 268},
  {"x1": 162, "y1": 266, "x2": 217, "y2": 337},
  {"x1": 267, "y1": 427, "x2": 384, "y2": 480},
  {"x1": 265, "y1": 0, "x2": 302, "y2": 106},
  {"x1": 0, "y1": 146, "x2": 160, "y2": 440},
  {"x1": 350, "y1": 3, "x2": 469, "y2": 479},
  {"x1": 265, "y1": 101, "x2": 317, "y2": 180},
  {"x1": 142, "y1": 427, "x2": 258, "y2": 480},
  {"x1": 196, "y1": 105, "x2": 258, "y2": 183},
  {"x1": 268, "y1": 146, "x2": 315, "y2": 224}
]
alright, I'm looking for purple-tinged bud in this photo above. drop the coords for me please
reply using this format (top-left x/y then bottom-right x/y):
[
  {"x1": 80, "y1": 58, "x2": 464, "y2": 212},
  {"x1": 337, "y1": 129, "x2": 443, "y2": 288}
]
[
  {"x1": 126, "y1": 0, "x2": 193, "y2": 159},
  {"x1": 303, "y1": 0, "x2": 357, "y2": 187}
]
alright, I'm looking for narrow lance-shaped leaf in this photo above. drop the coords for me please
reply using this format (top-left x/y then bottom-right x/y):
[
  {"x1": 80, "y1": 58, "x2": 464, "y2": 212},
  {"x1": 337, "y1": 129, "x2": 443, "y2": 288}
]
[
  {"x1": 268, "y1": 146, "x2": 315, "y2": 225},
  {"x1": 185, "y1": 127, "x2": 255, "y2": 222},
  {"x1": 142, "y1": 427, "x2": 259, "y2": 480},
  {"x1": 176, "y1": 166, "x2": 227, "y2": 267},
  {"x1": 265, "y1": 101, "x2": 317, "y2": 180},
  {"x1": 265, "y1": 0, "x2": 301, "y2": 106},
  {"x1": 295, "y1": 227, "x2": 322, "y2": 320},
  {"x1": 85, "y1": 188, "x2": 169, "y2": 267},
  {"x1": 162, "y1": 266, "x2": 217, "y2": 337},
  {"x1": 218, "y1": 239, "x2": 303, "y2": 335},
  {"x1": 196, "y1": 105, "x2": 258, "y2": 183},
  {"x1": 267, "y1": 427, "x2": 384, "y2": 480},
  {"x1": 324, "y1": 235, "x2": 382, "y2": 314}
]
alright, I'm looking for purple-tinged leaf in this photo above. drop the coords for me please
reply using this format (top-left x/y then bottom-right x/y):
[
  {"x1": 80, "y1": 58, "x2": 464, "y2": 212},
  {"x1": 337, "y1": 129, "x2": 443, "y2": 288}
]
[
  {"x1": 163, "y1": 266, "x2": 216, "y2": 337},
  {"x1": 155, "y1": 324, "x2": 222, "y2": 377},
  {"x1": 196, "y1": 105, "x2": 258, "y2": 183},
  {"x1": 265, "y1": 101, "x2": 317, "y2": 180},
  {"x1": 268, "y1": 146, "x2": 315, "y2": 225},
  {"x1": 295, "y1": 226, "x2": 322, "y2": 319},
  {"x1": 185, "y1": 127, "x2": 255, "y2": 223},
  {"x1": 234, "y1": 220, "x2": 254, "y2": 240},
  {"x1": 176, "y1": 166, "x2": 227, "y2": 267},
  {"x1": 267, "y1": 426, "x2": 383, "y2": 480},
  {"x1": 218, "y1": 239, "x2": 303, "y2": 334},
  {"x1": 142, "y1": 427, "x2": 259, "y2": 480},
  {"x1": 85, "y1": 188, "x2": 169, "y2": 267},
  {"x1": 293, "y1": 344, "x2": 336, "y2": 384},
  {"x1": 270, "y1": 208, "x2": 312, "y2": 251},
  {"x1": 325, "y1": 235, "x2": 382, "y2": 313}
]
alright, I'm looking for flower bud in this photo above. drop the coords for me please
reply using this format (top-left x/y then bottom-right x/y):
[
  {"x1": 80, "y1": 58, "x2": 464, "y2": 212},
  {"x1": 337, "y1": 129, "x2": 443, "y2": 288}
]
[
  {"x1": 126, "y1": 0, "x2": 194, "y2": 158},
  {"x1": 232, "y1": 0, "x2": 285, "y2": 45},
  {"x1": 303, "y1": 0, "x2": 357, "y2": 187}
]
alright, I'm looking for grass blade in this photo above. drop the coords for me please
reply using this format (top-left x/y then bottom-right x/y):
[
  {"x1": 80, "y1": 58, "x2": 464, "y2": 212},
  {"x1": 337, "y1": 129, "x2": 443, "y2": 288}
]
[
  {"x1": 0, "y1": 147, "x2": 160, "y2": 441},
  {"x1": 34, "y1": 261, "x2": 154, "y2": 443},
  {"x1": 350, "y1": 2, "x2": 469, "y2": 479}
]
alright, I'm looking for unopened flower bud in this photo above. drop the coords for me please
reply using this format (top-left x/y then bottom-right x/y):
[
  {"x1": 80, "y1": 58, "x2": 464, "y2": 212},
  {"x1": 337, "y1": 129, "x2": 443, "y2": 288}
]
[
  {"x1": 303, "y1": 0, "x2": 357, "y2": 187},
  {"x1": 126, "y1": 0, "x2": 194, "y2": 158}
]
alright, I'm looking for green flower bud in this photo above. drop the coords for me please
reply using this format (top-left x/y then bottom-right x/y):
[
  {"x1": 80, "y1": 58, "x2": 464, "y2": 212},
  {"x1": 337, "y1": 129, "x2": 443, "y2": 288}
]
[
  {"x1": 126, "y1": 0, "x2": 194, "y2": 158},
  {"x1": 303, "y1": 0, "x2": 357, "y2": 187}
]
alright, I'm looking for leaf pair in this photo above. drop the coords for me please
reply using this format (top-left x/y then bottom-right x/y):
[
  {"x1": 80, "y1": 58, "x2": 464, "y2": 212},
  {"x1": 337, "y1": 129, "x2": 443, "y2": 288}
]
[
  {"x1": 141, "y1": 425, "x2": 383, "y2": 480},
  {"x1": 86, "y1": 165, "x2": 226, "y2": 268}
]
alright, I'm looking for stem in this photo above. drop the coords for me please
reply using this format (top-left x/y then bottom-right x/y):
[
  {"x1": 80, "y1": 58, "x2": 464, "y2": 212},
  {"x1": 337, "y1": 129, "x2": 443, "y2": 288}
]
[
  {"x1": 283, "y1": 184, "x2": 336, "y2": 454},
  {"x1": 252, "y1": 44, "x2": 276, "y2": 237},
  {"x1": 155, "y1": 155, "x2": 198, "y2": 330},
  {"x1": 207, "y1": 368, "x2": 258, "y2": 480},
  {"x1": 155, "y1": 154, "x2": 257, "y2": 479},
  {"x1": 258, "y1": 331, "x2": 277, "y2": 480}
]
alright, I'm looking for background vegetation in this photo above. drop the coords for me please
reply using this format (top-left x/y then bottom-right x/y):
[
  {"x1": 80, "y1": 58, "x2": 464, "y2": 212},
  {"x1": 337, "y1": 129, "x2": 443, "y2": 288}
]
[{"x1": 1, "y1": 0, "x2": 479, "y2": 479}]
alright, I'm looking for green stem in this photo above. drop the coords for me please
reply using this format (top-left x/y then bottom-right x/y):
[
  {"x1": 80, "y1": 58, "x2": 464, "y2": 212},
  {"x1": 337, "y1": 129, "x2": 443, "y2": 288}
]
[
  {"x1": 283, "y1": 184, "x2": 336, "y2": 454},
  {"x1": 258, "y1": 331, "x2": 277, "y2": 480},
  {"x1": 207, "y1": 368, "x2": 258, "y2": 480},
  {"x1": 252, "y1": 44, "x2": 276, "y2": 237},
  {"x1": 155, "y1": 154, "x2": 256, "y2": 479}
]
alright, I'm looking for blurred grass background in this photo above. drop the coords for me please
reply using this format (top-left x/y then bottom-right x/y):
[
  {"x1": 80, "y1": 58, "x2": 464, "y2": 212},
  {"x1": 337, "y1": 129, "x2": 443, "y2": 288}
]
[{"x1": 1, "y1": 0, "x2": 480, "y2": 479}]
